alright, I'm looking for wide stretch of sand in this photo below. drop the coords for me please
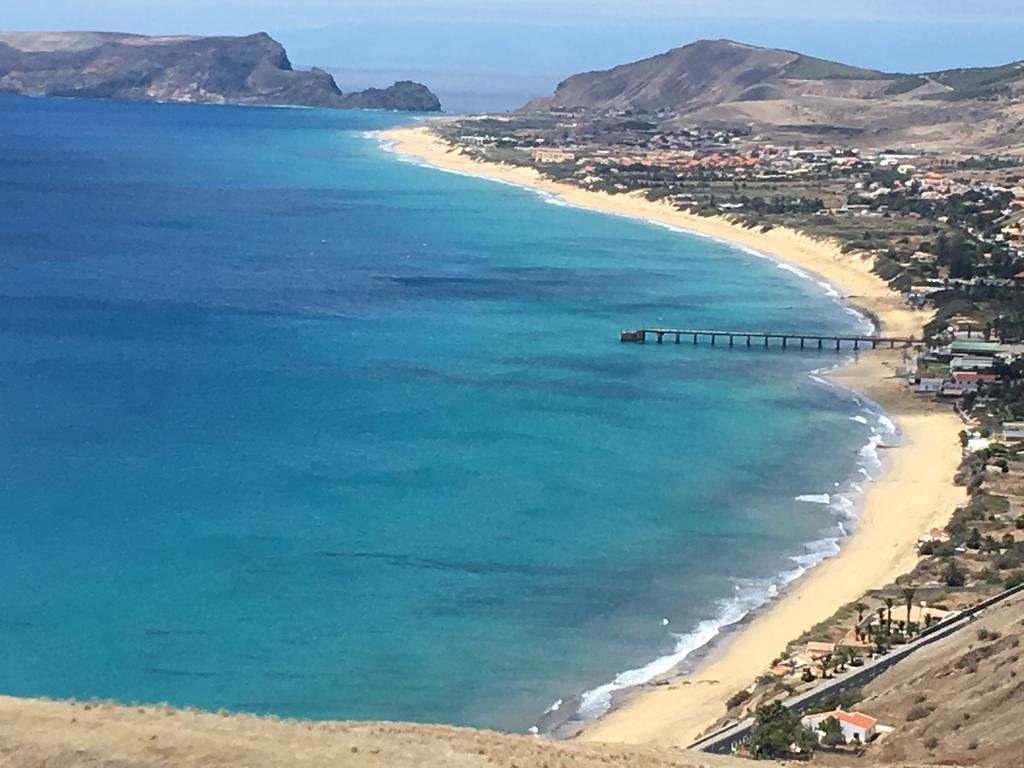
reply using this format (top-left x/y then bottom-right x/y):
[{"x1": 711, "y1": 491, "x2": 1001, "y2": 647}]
[{"x1": 379, "y1": 125, "x2": 966, "y2": 747}]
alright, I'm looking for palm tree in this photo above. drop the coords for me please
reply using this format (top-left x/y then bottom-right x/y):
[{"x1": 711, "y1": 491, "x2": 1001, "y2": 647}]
[
  {"x1": 884, "y1": 597, "x2": 895, "y2": 632},
  {"x1": 876, "y1": 606, "x2": 886, "y2": 636},
  {"x1": 853, "y1": 601, "x2": 868, "y2": 639},
  {"x1": 902, "y1": 586, "x2": 917, "y2": 633}
]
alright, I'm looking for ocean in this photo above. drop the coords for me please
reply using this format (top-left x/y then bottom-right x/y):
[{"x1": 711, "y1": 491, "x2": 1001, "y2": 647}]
[{"x1": 0, "y1": 95, "x2": 889, "y2": 733}]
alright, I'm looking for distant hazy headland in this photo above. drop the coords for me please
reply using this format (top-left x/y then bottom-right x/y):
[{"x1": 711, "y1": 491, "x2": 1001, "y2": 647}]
[
  {"x1": 0, "y1": 31, "x2": 442, "y2": 112},
  {"x1": 524, "y1": 39, "x2": 1024, "y2": 151}
]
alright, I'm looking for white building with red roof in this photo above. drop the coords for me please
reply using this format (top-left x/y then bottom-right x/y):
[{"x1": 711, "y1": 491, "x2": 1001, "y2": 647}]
[{"x1": 801, "y1": 709, "x2": 879, "y2": 743}]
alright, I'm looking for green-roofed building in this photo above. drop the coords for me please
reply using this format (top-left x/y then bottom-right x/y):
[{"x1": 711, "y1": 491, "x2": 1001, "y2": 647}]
[{"x1": 950, "y1": 340, "x2": 1002, "y2": 356}]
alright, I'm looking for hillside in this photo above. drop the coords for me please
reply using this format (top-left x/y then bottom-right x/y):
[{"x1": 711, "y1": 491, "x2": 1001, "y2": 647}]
[
  {"x1": 0, "y1": 696, "x2": 747, "y2": 768},
  {"x1": 819, "y1": 590, "x2": 1024, "y2": 768},
  {"x1": 524, "y1": 40, "x2": 1024, "y2": 151},
  {"x1": 0, "y1": 32, "x2": 441, "y2": 112}
]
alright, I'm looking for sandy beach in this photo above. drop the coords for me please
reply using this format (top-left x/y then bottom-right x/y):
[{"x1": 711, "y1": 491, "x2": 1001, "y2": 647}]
[{"x1": 379, "y1": 125, "x2": 967, "y2": 747}]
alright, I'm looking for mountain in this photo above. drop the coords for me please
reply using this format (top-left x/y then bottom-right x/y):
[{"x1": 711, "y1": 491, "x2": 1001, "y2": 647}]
[
  {"x1": 526, "y1": 39, "x2": 1024, "y2": 113},
  {"x1": 524, "y1": 40, "x2": 1024, "y2": 150},
  {"x1": 0, "y1": 32, "x2": 441, "y2": 112}
]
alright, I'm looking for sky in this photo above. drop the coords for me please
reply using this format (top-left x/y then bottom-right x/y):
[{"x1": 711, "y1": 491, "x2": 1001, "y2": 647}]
[{"x1": 4, "y1": 1, "x2": 1024, "y2": 111}]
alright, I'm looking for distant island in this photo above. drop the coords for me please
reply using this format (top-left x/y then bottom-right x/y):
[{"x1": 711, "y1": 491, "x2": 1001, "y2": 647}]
[{"x1": 0, "y1": 31, "x2": 442, "y2": 112}]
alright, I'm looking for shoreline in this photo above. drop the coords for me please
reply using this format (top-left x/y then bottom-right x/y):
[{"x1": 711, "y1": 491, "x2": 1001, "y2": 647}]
[{"x1": 378, "y1": 124, "x2": 966, "y2": 747}]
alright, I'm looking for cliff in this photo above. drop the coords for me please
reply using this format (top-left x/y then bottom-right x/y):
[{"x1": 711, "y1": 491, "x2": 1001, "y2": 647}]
[{"x1": 0, "y1": 31, "x2": 441, "y2": 112}]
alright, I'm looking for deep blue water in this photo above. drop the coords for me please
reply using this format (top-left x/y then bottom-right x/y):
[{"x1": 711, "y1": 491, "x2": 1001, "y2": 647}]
[{"x1": 0, "y1": 96, "x2": 885, "y2": 732}]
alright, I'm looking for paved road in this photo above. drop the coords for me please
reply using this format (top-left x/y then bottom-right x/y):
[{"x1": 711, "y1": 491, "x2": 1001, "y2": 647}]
[{"x1": 688, "y1": 582, "x2": 1024, "y2": 754}]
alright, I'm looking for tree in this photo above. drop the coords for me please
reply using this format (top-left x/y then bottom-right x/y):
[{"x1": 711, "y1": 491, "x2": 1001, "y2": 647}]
[
  {"x1": 902, "y1": 586, "x2": 917, "y2": 631},
  {"x1": 945, "y1": 559, "x2": 967, "y2": 587},
  {"x1": 746, "y1": 702, "x2": 818, "y2": 759},
  {"x1": 853, "y1": 602, "x2": 868, "y2": 639},
  {"x1": 967, "y1": 528, "x2": 983, "y2": 550},
  {"x1": 884, "y1": 597, "x2": 895, "y2": 632},
  {"x1": 872, "y1": 627, "x2": 886, "y2": 655},
  {"x1": 819, "y1": 716, "x2": 846, "y2": 747}
]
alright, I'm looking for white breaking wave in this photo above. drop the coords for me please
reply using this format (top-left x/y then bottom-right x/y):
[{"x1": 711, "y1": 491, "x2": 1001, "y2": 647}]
[
  {"x1": 859, "y1": 434, "x2": 885, "y2": 474},
  {"x1": 850, "y1": 415, "x2": 869, "y2": 425},
  {"x1": 575, "y1": 587, "x2": 764, "y2": 719},
  {"x1": 877, "y1": 414, "x2": 898, "y2": 436},
  {"x1": 796, "y1": 493, "x2": 831, "y2": 504}
]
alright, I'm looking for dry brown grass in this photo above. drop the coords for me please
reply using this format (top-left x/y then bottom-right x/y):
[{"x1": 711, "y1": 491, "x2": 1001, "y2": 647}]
[
  {"x1": 0, "y1": 695, "x2": 750, "y2": 768},
  {"x1": 817, "y1": 592, "x2": 1024, "y2": 768}
]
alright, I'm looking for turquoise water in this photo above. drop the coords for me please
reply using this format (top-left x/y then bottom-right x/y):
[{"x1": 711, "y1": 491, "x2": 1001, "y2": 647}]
[{"x1": 0, "y1": 96, "x2": 886, "y2": 732}]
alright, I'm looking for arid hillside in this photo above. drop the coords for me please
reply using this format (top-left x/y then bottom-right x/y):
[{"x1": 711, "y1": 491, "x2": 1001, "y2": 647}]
[
  {"x1": 0, "y1": 696, "x2": 747, "y2": 768},
  {"x1": 525, "y1": 39, "x2": 1024, "y2": 152},
  {"x1": 823, "y1": 590, "x2": 1024, "y2": 768}
]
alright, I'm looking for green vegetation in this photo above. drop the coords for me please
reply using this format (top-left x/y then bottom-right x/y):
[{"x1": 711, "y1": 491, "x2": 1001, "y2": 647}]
[
  {"x1": 745, "y1": 701, "x2": 818, "y2": 759},
  {"x1": 726, "y1": 688, "x2": 753, "y2": 709},
  {"x1": 925, "y1": 60, "x2": 1024, "y2": 100},
  {"x1": 780, "y1": 54, "x2": 893, "y2": 81},
  {"x1": 804, "y1": 688, "x2": 863, "y2": 715},
  {"x1": 883, "y1": 75, "x2": 928, "y2": 96},
  {"x1": 818, "y1": 716, "x2": 846, "y2": 747}
]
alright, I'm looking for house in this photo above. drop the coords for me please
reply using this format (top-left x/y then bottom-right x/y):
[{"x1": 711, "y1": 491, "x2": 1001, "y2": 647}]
[
  {"x1": 952, "y1": 371, "x2": 998, "y2": 386},
  {"x1": 803, "y1": 641, "x2": 836, "y2": 660},
  {"x1": 532, "y1": 148, "x2": 575, "y2": 163},
  {"x1": 918, "y1": 527, "x2": 951, "y2": 546},
  {"x1": 1001, "y1": 422, "x2": 1024, "y2": 442},
  {"x1": 949, "y1": 356, "x2": 995, "y2": 372},
  {"x1": 915, "y1": 378, "x2": 944, "y2": 394},
  {"x1": 802, "y1": 709, "x2": 879, "y2": 743},
  {"x1": 949, "y1": 340, "x2": 1002, "y2": 357}
]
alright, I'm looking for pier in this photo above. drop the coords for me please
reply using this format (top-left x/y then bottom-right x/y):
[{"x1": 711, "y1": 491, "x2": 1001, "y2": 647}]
[{"x1": 620, "y1": 328, "x2": 916, "y2": 351}]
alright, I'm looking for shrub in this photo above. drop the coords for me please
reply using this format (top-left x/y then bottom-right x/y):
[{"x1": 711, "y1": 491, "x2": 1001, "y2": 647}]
[
  {"x1": 924, "y1": 736, "x2": 940, "y2": 750},
  {"x1": 906, "y1": 704, "x2": 934, "y2": 721},
  {"x1": 726, "y1": 689, "x2": 753, "y2": 709},
  {"x1": 805, "y1": 688, "x2": 863, "y2": 714},
  {"x1": 945, "y1": 560, "x2": 967, "y2": 587},
  {"x1": 1005, "y1": 570, "x2": 1024, "y2": 589},
  {"x1": 819, "y1": 716, "x2": 846, "y2": 747}
]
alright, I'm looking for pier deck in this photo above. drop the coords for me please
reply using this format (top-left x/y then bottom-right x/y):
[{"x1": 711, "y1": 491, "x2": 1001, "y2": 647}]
[{"x1": 620, "y1": 328, "x2": 916, "y2": 350}]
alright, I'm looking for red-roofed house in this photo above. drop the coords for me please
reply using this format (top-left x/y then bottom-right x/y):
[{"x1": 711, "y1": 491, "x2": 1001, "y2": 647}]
[
  {"x1": 801, "y1": 709, "x2": 879, "y2": 743},
  {"x1": 953, "y1": 371, "x2": 998, "y2": 384}
]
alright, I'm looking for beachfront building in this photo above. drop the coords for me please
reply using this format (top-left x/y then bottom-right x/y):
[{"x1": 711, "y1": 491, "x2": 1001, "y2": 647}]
[
  {"x1": 949, "y1": 340, "x2": 1002, "y2": 357},
  {"x1": 801, "y1": 710, "x2": 879, "y2": 743},
  {"x1": 918, "y1": 528, "x2": 951, "y2": 547},
  {"x1": 803, "y1": 641, "x2": 836, "y2": 661},
  {"x1": 1000, "y1": 422, "x2": 1024, "y2": 442}
]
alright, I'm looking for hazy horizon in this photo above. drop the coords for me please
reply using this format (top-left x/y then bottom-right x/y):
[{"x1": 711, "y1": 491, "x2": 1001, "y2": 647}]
[{"x1": 6, "y1": 1, "x2": 1024, "y2": 112}]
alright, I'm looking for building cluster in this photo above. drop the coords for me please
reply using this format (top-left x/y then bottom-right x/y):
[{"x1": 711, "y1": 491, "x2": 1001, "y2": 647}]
[{"x1": 910, "y1": 338, "x2": 1012, "y2": 398}]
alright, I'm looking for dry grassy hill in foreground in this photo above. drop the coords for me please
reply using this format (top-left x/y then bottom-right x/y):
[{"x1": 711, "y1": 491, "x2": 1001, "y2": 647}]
[{"x1": 0, "y1": 698, "x2": 745, "y2": 768}]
